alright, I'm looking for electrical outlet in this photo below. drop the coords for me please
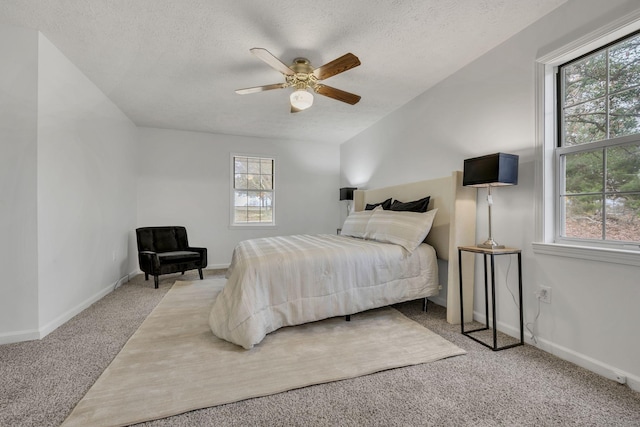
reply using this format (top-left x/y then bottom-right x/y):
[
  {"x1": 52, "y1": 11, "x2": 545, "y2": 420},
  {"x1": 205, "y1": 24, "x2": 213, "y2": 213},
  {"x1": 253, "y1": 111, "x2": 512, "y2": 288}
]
[{"x1": 538, "y1": 285, "x2": 551, "y2": 304}]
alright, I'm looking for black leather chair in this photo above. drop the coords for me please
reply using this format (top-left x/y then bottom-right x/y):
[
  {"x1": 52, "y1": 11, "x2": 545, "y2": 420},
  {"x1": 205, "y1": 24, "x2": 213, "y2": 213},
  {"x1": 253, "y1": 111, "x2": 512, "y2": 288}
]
[{"x1": 136, "y1": 226, "x2": 208, "y2": 288}]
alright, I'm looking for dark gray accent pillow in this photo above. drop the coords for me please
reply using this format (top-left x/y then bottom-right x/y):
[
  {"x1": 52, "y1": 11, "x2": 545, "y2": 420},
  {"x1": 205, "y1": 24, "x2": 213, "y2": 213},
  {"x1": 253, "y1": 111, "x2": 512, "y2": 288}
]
[
  {"x1": 390, "y1": 196, "x2": 431, "y2": 213},
  {"x1": 365, "y1": 198, "x2": 392, "y2": 210}
]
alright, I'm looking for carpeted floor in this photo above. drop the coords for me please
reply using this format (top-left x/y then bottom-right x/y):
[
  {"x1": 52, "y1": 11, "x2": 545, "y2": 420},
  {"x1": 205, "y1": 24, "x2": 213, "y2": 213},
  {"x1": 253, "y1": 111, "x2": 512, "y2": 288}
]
[{"x1": 1, "y1": 269, "x2": 639, "y2": 427}]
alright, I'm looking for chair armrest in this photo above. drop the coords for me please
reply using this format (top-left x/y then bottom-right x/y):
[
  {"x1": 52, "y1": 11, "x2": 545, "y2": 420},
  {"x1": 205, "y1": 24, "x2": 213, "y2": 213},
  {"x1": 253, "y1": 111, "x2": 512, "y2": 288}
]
[
  {"x1": 186, "y1": 246, "x2": 208, "y2": 266},
  {"x1": 138, "y1": 250, "x2": 160, "y2": 272}
]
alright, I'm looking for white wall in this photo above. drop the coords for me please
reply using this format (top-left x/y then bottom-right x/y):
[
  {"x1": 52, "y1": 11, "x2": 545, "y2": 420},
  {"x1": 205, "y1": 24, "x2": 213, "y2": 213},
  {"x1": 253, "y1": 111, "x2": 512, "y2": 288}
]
[
  {"x1": 0, "y1": 28, "x2": 137, "y2": 343},
  {"x1": 137, "y1": 127, "x2": 341, "y2": 267},
  {"x1": 18, "y1": 35, "x2": 136, "y2": 335},
  {"x1": 35, "y1": 34, "x2": 138, "y2": 335},
  {"x1": 0, "y1": 25, "x2": 39, "y2": 341},
  {"x1": 340, "y1": 0, "x2": 640, "y2": 388}
]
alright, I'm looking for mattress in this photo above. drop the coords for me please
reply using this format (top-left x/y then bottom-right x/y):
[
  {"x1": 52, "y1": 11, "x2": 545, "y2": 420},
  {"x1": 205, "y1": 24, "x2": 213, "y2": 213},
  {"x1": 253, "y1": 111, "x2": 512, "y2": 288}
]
[{"x1": 208, "y1": 234, "x2": 439, "y2": 349}]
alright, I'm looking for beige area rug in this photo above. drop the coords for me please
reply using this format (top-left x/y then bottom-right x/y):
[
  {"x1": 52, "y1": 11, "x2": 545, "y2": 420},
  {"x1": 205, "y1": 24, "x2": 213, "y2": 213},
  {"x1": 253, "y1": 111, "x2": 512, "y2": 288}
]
[{"x1": 62, "y1": 279, "x2": 466, "y2": 427}]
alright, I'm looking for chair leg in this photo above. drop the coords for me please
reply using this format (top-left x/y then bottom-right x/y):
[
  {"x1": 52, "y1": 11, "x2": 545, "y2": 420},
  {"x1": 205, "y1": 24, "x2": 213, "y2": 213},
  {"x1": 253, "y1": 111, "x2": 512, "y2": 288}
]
[
  {"x1": 181, "y1": 271, "x2": 185, "y2": 275},
  {"x1": 423, "y1": 298, "x2": 428, "y2": 312},
  {"x1": 198, "y1": 268, "x2": 204, "y2": 280},
  {"x1": 154, "y1": 276, "x2": 159, "y2": 289},
  {"x1": 144, "y1": 273, "x2": 149, "y2": 281}
]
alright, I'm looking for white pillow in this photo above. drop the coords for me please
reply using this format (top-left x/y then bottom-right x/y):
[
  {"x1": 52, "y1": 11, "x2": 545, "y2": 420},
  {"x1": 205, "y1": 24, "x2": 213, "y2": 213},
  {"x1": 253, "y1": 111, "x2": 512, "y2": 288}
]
[
  {"x1": 340, "y1": 208, "x2": 378, "y2": 238},
  {"x1": 364, "y1": 208, "x2": 438, "y2": 252}
]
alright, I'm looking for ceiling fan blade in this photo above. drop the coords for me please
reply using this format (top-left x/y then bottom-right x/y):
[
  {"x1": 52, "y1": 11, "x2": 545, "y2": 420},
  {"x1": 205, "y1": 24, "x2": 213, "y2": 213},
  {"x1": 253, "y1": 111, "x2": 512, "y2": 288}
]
[
  {"x1": 314, "y1": 84, "x2": 361, "y2": 105},
  {"x1": 250, "y1": 48, "x2": 295, "y2": 76},
  {"x1": 235, "y1": 83, "x2": 287, "y2": 95},
  {"x1": 312, "y1": 53, "x2": 361, "y2": 80}
]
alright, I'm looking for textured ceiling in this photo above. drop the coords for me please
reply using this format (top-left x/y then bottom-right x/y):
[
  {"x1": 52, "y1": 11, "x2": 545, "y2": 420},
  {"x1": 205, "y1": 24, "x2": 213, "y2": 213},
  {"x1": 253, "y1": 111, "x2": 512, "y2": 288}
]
[{"x1": 1, "y1": 0, "x2": 567, "y2": 144}]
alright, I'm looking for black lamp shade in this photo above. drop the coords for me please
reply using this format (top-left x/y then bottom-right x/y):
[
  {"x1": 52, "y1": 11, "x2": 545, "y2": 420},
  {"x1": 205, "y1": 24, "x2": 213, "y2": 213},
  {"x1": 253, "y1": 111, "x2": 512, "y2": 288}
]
[
  {"x1": 339, "y1": 187, "x2": 357, "y2": 201},
  {"x1": 463, "y1": 153, "x2": 519, "y2": 187}
]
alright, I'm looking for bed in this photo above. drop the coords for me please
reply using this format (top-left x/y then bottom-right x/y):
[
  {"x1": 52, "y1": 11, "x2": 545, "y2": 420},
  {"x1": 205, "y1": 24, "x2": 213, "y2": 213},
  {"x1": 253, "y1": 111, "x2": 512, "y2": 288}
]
[{"x1": 209, "y1": 171, "x2": 477, "y2": 349}]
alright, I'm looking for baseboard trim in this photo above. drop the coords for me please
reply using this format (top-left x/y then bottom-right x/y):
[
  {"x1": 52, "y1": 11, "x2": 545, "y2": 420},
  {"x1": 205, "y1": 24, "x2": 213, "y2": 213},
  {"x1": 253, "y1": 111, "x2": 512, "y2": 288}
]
[
  {"x1": 38, "y1": 277, "x2": 126, "y2": 340},
  {"x1": 534, "y1": 336, "x2": 640, "y2": 392},
  {"x1": 113, "y1": 273, "x2": 131, "y2": 289},
  {"x1": 428, "y1": 295, "x2": 447, "y2": 308},
  {"x1": 0, "y1": 273, "x2": 133, "y2": 345},
  {"x1": 206, "y1": 264, "x2": 230, "y2": 270},
  {"x1": 473, "y1": 309, "x2": 640, "y2": 392},
  {"x1": 129, "y1": 265, "x2": 231, "y2": 278},
  {"x1": 0, "y1": 328, "x2": 41, "y2": 345}
]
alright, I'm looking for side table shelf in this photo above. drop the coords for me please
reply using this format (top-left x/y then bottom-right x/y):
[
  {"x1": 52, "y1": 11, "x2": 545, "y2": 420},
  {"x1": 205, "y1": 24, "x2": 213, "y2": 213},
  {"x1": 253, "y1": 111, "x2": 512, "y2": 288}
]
[{"x1": 458, "y1": 245, "x2": 524, "y2": 351}]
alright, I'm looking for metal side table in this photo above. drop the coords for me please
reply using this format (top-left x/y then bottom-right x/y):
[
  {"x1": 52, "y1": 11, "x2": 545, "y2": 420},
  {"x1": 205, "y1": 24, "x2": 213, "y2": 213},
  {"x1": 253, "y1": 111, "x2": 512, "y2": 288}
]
[{"x1": 458, "y1": 245, "x2": 524, "y2": 351}]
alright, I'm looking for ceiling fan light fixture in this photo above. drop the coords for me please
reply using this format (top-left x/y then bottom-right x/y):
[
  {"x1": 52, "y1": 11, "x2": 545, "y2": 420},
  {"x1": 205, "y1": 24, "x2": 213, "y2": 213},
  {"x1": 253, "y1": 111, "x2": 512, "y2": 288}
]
[
  {"x1": 290, "y1": 89, "x2": 314, "y2": 110},
  {"x1": 236, "y1": 48, "x2": 361, "y2": 111}
]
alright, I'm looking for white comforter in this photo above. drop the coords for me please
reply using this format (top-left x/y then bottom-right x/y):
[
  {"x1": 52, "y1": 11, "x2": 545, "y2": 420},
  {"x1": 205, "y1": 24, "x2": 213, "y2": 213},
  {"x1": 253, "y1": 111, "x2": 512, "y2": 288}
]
[{"x1": 208, "y1": 234, "x2": 439, "y2": 349}]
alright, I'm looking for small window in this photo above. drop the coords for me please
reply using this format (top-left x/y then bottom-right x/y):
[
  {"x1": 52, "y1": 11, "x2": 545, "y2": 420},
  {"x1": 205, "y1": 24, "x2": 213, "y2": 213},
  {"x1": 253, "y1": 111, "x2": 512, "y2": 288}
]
[
  {"x1": 557, "y1": 31, "x2": 640, "y2": 245},
  {"x1": 231, "y1": 155, "x2": 275, "y2": 226}
]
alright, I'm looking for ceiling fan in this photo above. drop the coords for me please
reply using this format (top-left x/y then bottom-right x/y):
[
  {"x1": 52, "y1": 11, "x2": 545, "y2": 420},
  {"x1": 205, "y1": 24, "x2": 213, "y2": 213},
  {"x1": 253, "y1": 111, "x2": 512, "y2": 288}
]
[{"x1": 235, "y1": 48, "x2": 361, "y2": 113}]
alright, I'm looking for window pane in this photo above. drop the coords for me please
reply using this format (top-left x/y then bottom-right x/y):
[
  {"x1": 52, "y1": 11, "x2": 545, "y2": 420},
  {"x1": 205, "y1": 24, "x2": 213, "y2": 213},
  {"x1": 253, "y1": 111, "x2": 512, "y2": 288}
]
[
  {"x1": 234, "y1": 207, "x2": 248, "y2": 222},
  {"x1": 563, "y1": 52, "x2": 607, "y2": 107},
  {"x1": 234, "y1": 157, "x2": 247, "y2": 174},
  {"x1": 247, "y1": 191, "x2": 261, "y2": 206},
  {"x1": 248, "y1": 158, "x2": 260, "y2": 174},
  {"x1": 261, "y1": 175, "x2": 273, "y2": 190},
  {"x1": 246, "y1": 207, "x2": 261, "y2": 222},
  {"x1": 234, "y1": 190, "x2": 247, "y2": 206},
  {"x1": 247, "y1": 175, "x2": 260, "y2": 190},
  {"x1": 564, "y1": 150, "x2": 603, "y2": 194},
  {"x1": 606, "y1": 143, "x2": 640, "y2": 193},
  {"x1": 232, "y1": 155, "x2": 274, "y2": 225},
  {"x1": 606, "y1": 194, "x2": 640, "y2": 242},
  {"x1": 609, "y1": 34, "x2": 640, "y2": 93},
  {"x1": 609, "y1": 87, "x2": 640, "y2": 139},
  {"x1": 261, "y1": 191, "x2": 273, "y2": 207},
  {"x1": 261, "y1": 207, "x2": 273, "y2": 222},
  {"x1": 558, "y1": 31, "x2": 640, "y2": 245},
  {"x1": 563, "y1": 99, "x2": 606, "y2": 145},
  {"x1": 564, "y1": 195, "x2": 603, "y2": 239},
  {"x1": 234, "y1": 174, "x2": 247, "y2": 189},
  {"x1": 261, "y1": 159, "x2": 273, "y2": 175}
]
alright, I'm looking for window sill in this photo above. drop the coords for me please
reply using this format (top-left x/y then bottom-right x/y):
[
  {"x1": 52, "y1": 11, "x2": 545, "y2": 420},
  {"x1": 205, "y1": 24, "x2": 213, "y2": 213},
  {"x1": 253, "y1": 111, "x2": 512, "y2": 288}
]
[
  {"x1": 228, "y1": 224, "x2": 278, "y2": 230},
  {"x1": 532, "y1": 242, "x2": 640, "y2": 267}
]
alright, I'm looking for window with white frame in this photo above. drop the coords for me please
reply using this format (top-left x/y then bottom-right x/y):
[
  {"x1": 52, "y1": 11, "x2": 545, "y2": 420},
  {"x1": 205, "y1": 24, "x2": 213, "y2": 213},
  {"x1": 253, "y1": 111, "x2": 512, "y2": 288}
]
[
  {"x1": 556, "y1": 30, "x2": 640, "y2": 245},
  {"x1": 231, "y1": 155, "x2": 275, "y2": 226}
]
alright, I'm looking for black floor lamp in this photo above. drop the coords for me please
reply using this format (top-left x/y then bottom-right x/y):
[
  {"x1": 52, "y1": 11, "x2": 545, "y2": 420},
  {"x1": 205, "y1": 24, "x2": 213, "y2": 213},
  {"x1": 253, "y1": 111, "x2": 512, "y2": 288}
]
[{"x1": 463, "y1": 153, "x2": 519, "y2": 249}]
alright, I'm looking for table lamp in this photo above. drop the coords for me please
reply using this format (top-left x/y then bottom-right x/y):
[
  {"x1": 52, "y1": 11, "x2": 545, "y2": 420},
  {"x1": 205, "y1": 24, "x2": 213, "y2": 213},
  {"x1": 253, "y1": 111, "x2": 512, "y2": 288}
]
[
  {"x1": 463, "y1": 153, "x2": 518, "y2": 249},
  {"x1": 339, "y1": 187, "x2": 357, "y2": 216}
]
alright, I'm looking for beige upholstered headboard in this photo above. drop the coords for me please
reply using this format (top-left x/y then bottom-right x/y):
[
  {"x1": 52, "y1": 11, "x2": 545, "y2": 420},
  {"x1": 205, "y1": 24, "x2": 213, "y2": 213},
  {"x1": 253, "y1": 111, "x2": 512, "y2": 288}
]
[{"x1": 353, "y1": 171, "x2": 477, "y2": 324}]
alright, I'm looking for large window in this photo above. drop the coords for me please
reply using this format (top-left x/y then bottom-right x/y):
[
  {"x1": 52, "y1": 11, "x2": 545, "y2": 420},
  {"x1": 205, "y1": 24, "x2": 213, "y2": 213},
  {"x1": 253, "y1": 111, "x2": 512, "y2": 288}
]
[
  {"x1": 231, "y1": 155, "x2": 275, "y2": 226},
  {"x1": 557, "y1": 31, "x2": 640, "y2": 245}
]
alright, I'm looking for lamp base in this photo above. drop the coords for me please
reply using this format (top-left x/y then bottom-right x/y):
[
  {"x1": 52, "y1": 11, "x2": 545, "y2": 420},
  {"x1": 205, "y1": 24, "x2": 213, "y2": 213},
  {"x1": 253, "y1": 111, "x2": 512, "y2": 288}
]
[{"x1": 477, "y1": 238, "x2": 505, "y2": 249}]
